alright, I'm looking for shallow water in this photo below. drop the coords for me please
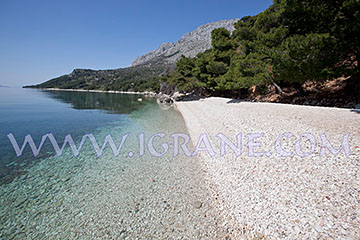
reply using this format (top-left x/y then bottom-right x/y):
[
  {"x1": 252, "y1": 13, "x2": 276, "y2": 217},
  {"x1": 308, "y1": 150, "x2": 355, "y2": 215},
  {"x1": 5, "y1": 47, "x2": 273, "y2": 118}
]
[
  {"x1": 0, "y1": 88, "x2": 228, "y2": 239},
  {"x1": 0, "y1": 88, "x2": 153, "y2": 184}
]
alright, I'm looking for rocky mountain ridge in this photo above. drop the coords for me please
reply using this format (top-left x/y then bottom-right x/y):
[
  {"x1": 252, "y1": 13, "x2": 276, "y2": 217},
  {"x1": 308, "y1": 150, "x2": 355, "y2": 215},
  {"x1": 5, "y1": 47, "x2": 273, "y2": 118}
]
[
  {"x1": 130, "y1": 19, "x2": 238, "y2": 66},
  {"x1": 26, "y1": 19, "x2": 239, "y2": 92}
]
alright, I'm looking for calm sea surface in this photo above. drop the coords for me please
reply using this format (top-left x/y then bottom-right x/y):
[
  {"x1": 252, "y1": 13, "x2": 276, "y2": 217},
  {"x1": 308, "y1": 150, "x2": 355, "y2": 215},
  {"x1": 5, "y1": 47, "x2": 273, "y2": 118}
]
[
  {"x1": 0, "y1": 88, "x2": 186, "y2": 183},
  {"x1": 0, "y1": 87, "x2": 220, "y2": 239}
]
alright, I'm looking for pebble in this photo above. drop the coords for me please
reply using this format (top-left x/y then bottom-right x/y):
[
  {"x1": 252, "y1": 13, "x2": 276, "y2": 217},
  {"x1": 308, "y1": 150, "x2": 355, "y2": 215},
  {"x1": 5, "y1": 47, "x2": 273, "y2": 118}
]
[
  {"x1": 193, "y1": 201, "x2": 203, "y2": 209},
  {"x1": 176, "y1": 97, "x2": 360, "y2": 239}
]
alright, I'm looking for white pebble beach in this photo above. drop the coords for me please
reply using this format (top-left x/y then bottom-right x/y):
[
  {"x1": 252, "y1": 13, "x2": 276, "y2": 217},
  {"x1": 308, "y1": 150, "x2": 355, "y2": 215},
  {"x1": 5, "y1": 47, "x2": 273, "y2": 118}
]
[{"x1": 175, "y1": 97, "x2": 360, "y2": 239}]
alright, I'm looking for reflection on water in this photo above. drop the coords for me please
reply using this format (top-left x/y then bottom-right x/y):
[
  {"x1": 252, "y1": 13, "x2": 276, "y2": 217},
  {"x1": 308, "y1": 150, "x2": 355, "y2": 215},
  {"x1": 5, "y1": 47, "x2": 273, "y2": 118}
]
[
  {"x1": 0, "y1": 88, "x2": 155, "y2": 185},
  {"x1": 42, "y1": 90, "x2": 154, "y2": 114},
  {"x1": 0, "y1": 88, "x2": 226, "y2": 240}
]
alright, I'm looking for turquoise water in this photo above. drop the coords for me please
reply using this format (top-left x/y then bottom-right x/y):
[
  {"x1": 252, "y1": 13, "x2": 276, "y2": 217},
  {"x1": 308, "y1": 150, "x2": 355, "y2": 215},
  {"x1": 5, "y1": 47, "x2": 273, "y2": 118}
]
[
  {"x1": 1, "y1": 88, "x2": 225, "y2": 239},
  {"x1": 0, "y1": 88, "x2": 161, "y2": 184}
]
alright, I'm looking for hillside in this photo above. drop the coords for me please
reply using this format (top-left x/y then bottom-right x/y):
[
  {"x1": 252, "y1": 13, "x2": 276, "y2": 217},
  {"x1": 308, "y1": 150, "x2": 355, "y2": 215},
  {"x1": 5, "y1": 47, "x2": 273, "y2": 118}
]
[
  {"x1": 163, "y1": 0, "x2": 360, "y2": 107},
  {"x1": 24, "y1": 0, "x2": 360, "y2": 108},
  {"x1": 130, "y1": 19, "x2": 238, "y2": 66},
  {"x1": 25, "y1": 58, "x2": 170, "y2": 92},
  {"x1": 25, "y1": 19, "x2": 238, "y2": 92}
]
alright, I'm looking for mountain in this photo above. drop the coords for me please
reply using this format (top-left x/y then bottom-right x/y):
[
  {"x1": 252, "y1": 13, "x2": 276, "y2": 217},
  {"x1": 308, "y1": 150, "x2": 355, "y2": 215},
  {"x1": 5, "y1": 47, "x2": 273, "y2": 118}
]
[
  {"x1": 131, "y1": 19, "x2": 238, "y2": 66},
  {"x1": 24, "y1": 60, "x2": 169, "y2": 92},
  {"x1": 25, "y1": 19, "x2": 238, "y2": 92}
]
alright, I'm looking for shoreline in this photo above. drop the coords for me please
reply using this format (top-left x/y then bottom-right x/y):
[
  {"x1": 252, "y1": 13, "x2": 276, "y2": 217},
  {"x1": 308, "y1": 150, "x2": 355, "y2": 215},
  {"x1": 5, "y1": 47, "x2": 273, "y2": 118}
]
[
  {"x1": 27, "y1": 87, "x2": 157, "y2": 96},
  {"x1": 175, "y1": 97, "x2": 360, "y2": 239},
  {"x1": 0, "y1": 93, "x2": 234, "y2": 239},
  {"x1": 26, "y1": 87, "x2": 360, "y2": 110}
]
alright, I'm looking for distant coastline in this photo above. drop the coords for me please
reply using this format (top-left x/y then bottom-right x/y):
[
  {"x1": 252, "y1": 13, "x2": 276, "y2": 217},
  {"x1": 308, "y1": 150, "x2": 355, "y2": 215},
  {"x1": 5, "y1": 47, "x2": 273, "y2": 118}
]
[{"x1": 25, "y1": 87, "x2": 157, "y2": 96}]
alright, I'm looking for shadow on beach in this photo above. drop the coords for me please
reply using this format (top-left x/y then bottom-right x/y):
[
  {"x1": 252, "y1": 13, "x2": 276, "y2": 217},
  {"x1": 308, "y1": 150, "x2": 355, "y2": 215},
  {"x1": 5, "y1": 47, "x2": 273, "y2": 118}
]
[
  {"x1": 226, "y1": 99, "x2": 249, "y2": 104},
  {"x1": 180, "y1": 94, "x2": 207, "y2": 102}
]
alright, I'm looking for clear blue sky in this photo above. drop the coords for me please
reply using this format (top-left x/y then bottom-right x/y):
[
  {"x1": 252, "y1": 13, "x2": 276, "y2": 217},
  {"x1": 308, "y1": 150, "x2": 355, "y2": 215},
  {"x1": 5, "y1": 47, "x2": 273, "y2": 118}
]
[{"x1": 0, "y1": 0, "x2": 272, "y2": 87}]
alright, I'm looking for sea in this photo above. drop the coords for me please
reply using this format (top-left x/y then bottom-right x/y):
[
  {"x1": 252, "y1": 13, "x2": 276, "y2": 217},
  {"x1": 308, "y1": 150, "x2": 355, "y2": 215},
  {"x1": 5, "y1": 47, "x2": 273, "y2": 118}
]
[{"x1": 0, "y1": 87, "x2": 226, "y2": 239}]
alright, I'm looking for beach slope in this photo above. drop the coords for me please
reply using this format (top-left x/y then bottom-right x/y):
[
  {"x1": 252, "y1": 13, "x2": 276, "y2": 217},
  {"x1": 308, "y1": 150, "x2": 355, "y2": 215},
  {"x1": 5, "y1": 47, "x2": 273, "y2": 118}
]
[{"x1": 176, "y1": 97, "x2": 360, "y2": 239}]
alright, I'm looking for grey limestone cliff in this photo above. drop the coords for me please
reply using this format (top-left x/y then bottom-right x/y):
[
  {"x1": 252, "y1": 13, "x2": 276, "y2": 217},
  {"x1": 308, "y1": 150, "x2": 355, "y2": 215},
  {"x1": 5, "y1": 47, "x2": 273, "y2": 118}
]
[
  {"x1": 130, "y1": 19, "x2": 238, "y2": 66},
  {"x1": 27, "y1": 19, "x2": 239, "y2": 92}
]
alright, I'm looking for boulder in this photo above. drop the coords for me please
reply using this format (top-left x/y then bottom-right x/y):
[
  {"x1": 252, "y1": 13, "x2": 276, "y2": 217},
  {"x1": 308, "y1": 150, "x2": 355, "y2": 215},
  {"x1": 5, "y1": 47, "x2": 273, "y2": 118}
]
[
  {"x1": 172, "y1": 91, "x2": 185, "y2": 101},
  {"x1": 157, "y1": 94, "x2": 173, "y2": 105},
  {"x1": 159, "y1": 82, "x2": 175, "y2": 96}
]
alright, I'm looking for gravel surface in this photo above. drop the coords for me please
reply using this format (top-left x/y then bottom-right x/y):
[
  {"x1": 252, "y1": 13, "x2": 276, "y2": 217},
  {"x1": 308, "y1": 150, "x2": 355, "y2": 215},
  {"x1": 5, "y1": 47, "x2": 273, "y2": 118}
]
[{"x1": 176, "y1": 97, "x2": 360, "y2": 239}]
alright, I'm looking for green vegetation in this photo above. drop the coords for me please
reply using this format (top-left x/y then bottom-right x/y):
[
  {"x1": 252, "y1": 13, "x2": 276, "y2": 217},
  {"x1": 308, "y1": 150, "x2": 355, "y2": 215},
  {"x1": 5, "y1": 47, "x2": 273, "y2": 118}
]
[
  {"x1": 26, "y1": 59, "x2": 174, "y2": 92},
  {"x1": 163, "y1": 0, "x2": 360, "y2": 94},
  {"x1": 27, "y1": 0, "x2": 359, "y2": 96}
]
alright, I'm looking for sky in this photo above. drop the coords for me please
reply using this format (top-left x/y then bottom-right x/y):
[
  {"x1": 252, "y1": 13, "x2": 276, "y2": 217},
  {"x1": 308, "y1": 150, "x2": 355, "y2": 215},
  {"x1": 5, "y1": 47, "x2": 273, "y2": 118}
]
[{"x1": 0, "y1": 0, "x2": 272, "y2": 87}]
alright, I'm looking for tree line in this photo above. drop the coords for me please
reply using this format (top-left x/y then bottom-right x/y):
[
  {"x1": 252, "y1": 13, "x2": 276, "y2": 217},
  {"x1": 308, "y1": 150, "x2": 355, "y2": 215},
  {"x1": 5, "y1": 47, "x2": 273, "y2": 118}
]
[{"x1": 162, "y1": 0, "x2": 359, "y2": 96}]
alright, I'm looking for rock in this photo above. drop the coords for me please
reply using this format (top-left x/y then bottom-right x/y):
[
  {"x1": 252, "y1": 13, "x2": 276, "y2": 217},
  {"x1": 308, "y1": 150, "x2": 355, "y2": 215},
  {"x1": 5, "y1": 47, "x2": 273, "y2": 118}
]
[
  {"x1": 250, "y1": 85, "x2": 262, "y2": 96},
  {"x1": 267, "y1": 94, "x2": 281, "y2": 102},
  {"x1": 255, "y1": 95, "x2": 262, "y2": 101},
  {"x1": 311, "y1": 100, "x2": 318, "y2": 105},
  {"x1": 130, "y1": 19, "x2": 239, "y2": 67},
  {"x1": 172, "y1": 91, "x2": 185, "y2": 101},
  {"x1": 314, "y1": 224, "x2": 323, "y2": 232},
  {"x1": 144, "y1": 92, "x2": 156, "y2": 97},
  {"x1": 157, "y1": 94, "x2": 173, "y2": 105},
  {"x1": 255, "y1": 232, "x2": 265, "y2": 239},
  {"x1": 193, "y1": 201, "x2": 202, "y2": 209},
  {"x1": 159, "y1": 82, "x2": 175, "y2": 96}
]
